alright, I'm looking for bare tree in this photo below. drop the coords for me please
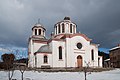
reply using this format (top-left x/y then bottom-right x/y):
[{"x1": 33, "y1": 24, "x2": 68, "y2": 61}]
[
  {"x1": 83, "y1": 61, "x2": 91, "y2": 80},
  {"x1": 15, "y1": 49, "x2": 28, "y2": 80},
  {"x1": 8, "y1": 66, "x2": 15, "y2": 80}
]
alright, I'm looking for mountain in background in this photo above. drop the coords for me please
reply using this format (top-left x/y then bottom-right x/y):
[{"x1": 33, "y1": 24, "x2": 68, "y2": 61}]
[{"x1": 98, "y1": 51, "x2": 109, "y2": 60}]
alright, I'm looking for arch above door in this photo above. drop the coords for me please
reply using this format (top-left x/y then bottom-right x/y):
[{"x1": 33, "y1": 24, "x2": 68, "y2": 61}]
[{"x1": 77, "y1": 55, "x2": 82, "y2": 68}]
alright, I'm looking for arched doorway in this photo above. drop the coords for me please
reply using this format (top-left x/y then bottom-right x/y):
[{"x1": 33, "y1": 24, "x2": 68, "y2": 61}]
[{"x1": 77, "y1": 55, "x2": 82, "y2": 68}]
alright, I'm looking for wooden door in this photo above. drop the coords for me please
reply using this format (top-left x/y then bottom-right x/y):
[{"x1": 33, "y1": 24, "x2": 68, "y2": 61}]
[{"x1": 77, "y1": 55, "x2": 82, "y2": 68}]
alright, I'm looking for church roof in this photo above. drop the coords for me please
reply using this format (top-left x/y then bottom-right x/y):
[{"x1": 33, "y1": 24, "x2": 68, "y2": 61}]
[
  {"x1": 36, "y1": 45, "x2": 52, "y2": 53},
  {"x1": 47, "y1": 33, "x2": 92, "y2": 43},
  {"x1": 64, "y1": 17, "x2": 70, "y2": 20},
  {"x1": 54, "y1": 17, "x2": 77, "y2": 27},
  {"x1": 31, "y1": 35, "x2": 47, "y2": 40},
  {"x1": 54, "y1": 33, "x2": 92, "y2": 41},
  {"x1": 32, "y1": 23, "x2": 46, "y2": 31}
]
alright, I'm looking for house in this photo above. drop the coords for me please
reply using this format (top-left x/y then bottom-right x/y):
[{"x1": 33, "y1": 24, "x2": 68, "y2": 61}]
[
  {"x1": 109, "y1": 44, "x2": 120, "y2": 68},
  {"x1": 104, "y1": 59, "x2": 110, "y2": 68}
]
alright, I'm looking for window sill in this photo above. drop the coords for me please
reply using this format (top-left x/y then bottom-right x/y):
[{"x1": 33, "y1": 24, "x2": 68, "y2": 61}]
[
  {"x1": 43, "y1": 63, "x2": 48, "y2": 64},
  {"x1": 58, "y1": 59, "x2": 63, "y2": 61},
  {"x1": 92, "y1": 60, "x2": 95, "y2": 62}
]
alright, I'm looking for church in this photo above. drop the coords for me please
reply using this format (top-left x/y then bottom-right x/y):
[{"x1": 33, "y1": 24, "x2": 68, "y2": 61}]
[{"x1": 28, "y1": 17, "x2": 102, "y2": 68}]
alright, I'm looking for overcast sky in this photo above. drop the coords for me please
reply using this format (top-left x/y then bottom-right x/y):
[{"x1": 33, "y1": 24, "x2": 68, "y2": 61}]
[{"x1": 0, "y1": 0, "x2": 120, "y2": 50}]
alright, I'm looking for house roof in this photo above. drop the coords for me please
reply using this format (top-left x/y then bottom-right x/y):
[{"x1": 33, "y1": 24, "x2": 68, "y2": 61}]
[{"x1": 109, "y1": 46, "x2": 120, "y2": 51}]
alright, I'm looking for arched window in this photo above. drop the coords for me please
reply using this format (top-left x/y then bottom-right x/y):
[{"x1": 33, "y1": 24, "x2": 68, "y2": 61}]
[
  {"x1": 39, "y1": 29, "x2": 41, "y2": 35},
  {"x1": 58, "y1": 24, "x2": 61, "y2": 33},
  {"x1": 35, "y1": 29, "x2": 37, "y2": 35},
  {"x1": 59, "y1": 46, "x2": 62, "y2": 59},
  {"x1": 43, "y1": 30, "x2": 44, "y2": 36},
  {"x1": 62, "y1": 23, "x2": 64, "y2": 33},
  {"x1": 70, "y1": 24, "x2": 72, "y2": 33},
  {"x1": 44, "y1": 55, "x2": 48, "y2": 63},
  {"x1": 91, "y1": 50, "x2": 94, "y2": 61}
]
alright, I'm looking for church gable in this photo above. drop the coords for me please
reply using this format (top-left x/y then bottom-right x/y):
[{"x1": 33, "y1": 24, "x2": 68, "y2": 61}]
[{"x1": 59, "y1": 33, "x2": 91, "y2": 41}]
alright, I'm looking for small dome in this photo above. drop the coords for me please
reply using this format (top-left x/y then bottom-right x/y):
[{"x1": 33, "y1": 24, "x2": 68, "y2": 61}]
[
  {"x1": 32, "y1": 23, "x2": 46, "y2": 31},
  {"x1": 64, "y1": 17, "x2": 70, "y2": 20},
  {"x1": 36, "y1": 45, "x2": 51, "y2": 53},
  {"x1": 34, "y1": 23, "x2": 42, "y2": 27}
]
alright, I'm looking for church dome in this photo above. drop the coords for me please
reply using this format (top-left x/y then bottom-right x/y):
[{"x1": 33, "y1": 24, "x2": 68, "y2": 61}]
[
  {"x1": 32, "y1": 23, "x2": 46, "y2": 31},
  {"x1": 54, "y1": 17, "x2": 77, "y2": 35}
]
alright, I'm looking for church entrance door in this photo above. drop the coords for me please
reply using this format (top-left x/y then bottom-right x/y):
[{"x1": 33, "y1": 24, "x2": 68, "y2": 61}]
[{"x1": 77, "y1": 55, "x2": 82, "y2": 68}]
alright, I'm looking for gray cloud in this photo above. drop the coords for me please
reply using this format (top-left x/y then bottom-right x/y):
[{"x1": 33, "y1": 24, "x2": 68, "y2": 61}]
[{"x1": 0, "y1": 0, "x2": 120, "y2": 49}]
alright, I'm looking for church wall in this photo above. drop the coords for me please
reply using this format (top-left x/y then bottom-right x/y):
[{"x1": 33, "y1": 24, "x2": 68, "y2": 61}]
[
  {"x1": 48, "y1": 42, "x2": 53, "y2": 67},
  {"x1": 69, "y1": 36, "x2": 90, "y2": 67},
  {"x1": 28, "y1": 36, "x2": 100, "y2": 68},
  {"x1": 89, "y1": 45, "x2": 99, "y2": 67},
  {"x1": 28, "y1": 40, "x2": 31, "y2": 53},
  {"x1": 33, "y1": 41, "x2": 47, "y2": 67},
  {"x1": 36, "y1": 53, "x2": 52, "y2": 67},
  {"x1": 83, "y1": 47, "x2": 91, "y2": 67},
  {"x1": 28, "y1": 38, "x2": 47, "y2": 68},
  {"x1": 65, "y1": 36, "x2": 100, "y2": 67},
  {"x1": 98, "y1": 56, "x2": 103, "y2": 67},
  {"x1": 52, "y1": 40, "x2": 66, "y2": 67},
  {"x1": 65, "y1": 38, "x2": 75, "y2": 67},
  {"x1": 28, "y1": 55, "x2": 34, "y2": 67},
  {"x1": 28, "y1": 39, "x2": 34, "y2": 67}
]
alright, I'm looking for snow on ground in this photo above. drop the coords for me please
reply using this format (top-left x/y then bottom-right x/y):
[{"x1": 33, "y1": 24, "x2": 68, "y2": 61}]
[{"x1": 0, "y1": 69, "x2": 120, "y2": 80}]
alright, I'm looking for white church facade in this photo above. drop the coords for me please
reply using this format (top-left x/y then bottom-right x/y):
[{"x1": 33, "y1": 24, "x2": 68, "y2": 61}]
[{"x1": 28, "y1": 17, "x2": 102, "y2": 68}]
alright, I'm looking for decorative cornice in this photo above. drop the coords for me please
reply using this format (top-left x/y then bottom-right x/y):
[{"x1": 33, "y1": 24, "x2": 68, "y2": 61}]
[
  {"x1": 33, "y1": 40, "x2": 47, "y2": 44},
  {"x1": 34, "y1": 52, "x2": 52, "y2": 55}
]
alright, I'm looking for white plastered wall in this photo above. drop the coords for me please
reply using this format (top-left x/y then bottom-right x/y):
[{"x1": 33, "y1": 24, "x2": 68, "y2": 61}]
[
  {"x1": 66, "y1": 36, "x2": 90, "y2": 67},
  {"x1": 98, "y1": 56, "x2": 103, "y2": 67},
  {"x1": 28, "y1": 38, "x2": 47, "y2": 67},
  {"x1": 36, "y1": 53, "x2": 52, "y2": 67},
  {"x1": 89, "y1": 45, "x2": 99, "y2": 67},
  {"x1": 51, "y1": 40, "x2": 66, "y2": 67}
]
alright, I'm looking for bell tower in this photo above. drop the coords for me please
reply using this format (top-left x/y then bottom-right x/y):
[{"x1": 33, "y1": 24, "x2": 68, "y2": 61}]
[
  {"x1": 32, "y1": 19, "x2": 46, "y2": 39},
  {"x1": 28, "y1": 20, "x2": 46, "y2": 68}
]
